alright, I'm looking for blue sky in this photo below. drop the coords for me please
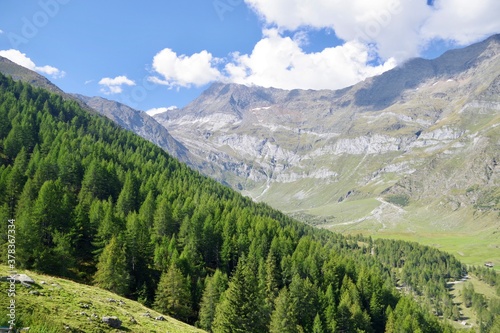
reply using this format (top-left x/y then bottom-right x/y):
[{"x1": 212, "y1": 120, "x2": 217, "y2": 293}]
[{"x1": 0, "y1": 0, "x2": 499, "y2": 113}]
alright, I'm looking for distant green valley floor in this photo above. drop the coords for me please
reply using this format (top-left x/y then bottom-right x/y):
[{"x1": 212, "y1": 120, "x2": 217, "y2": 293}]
[{"x1": 290, "y1": 197, "x2": 500, "y2": 270}]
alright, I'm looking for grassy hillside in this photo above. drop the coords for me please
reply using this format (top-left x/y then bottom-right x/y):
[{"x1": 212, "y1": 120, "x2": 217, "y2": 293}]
[{"x1": 0, "y1": 265, "x2": 205, "y2": 333}]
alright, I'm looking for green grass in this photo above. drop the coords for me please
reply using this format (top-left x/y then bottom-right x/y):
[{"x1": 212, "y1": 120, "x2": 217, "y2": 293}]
[
  {"x1": 372, "y1": 231, "x2": 500, "y2": 271},
  {"x1": 0, "y1": 266, "x2": 206, "y2": 333},
  {"x1": 319, "y1": 197, "x2": 500, "y2": 270},
  {"x1": 448, "y1": 274, "x2": 500, "y2": 329}
]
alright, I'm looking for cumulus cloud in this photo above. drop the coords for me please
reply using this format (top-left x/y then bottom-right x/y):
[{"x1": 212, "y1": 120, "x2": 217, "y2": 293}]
[
  {"x1": 244, "y1": 0, "x2": 500, "y2": 61},
  {"x1": 145, "y1": 106, "x2": 178, "y2": 116},
  {"x1": 0, "y1": 49, "x2": 66, "y2": 79},
  {"x1": 149, "y1": 30, "x2": 395, "y2": 92},
  {"x1": 149, "y1": 48, "x2": 221, "y2": 88},
  {"x1": 149, "y1": 0, "x2": 499, "y2": 92},
  {"x1": 98, "y1": 76, "x2": 136, "y2": 94},
  {"x1": 225, "y1": 29, "x2": 396, "y2": 90}
]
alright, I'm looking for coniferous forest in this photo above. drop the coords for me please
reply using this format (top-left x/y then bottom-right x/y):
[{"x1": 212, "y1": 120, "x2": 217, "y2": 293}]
[{"x1": 1, "y1": 73, "x2": 500, "y2": 332}]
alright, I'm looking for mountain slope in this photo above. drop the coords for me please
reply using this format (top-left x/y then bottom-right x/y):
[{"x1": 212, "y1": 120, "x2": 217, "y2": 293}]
[
  {"x1": 154, "y1": 34, "x2": 500, "y2": 264},
  {"x1": 72, "y1": 94, "x2": 191, "y2": 163},
  {"x1": 0, "y1": 56, "x2": 190, "y2": 162},
  {"x1": 0, "y1": 265, "x2": 206, "y2": 333},
  {"x1": 0, "y1": 56, "x2": 95, "y2": 114}
]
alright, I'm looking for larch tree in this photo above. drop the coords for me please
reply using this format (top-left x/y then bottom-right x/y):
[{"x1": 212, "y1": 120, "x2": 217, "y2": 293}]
[
  {"x1": 198, "y1": 269, "x2": 228, "y2": 332},
  {"x1": 94, "y1": 235, "x2": 130, "y2": 296},
  {"x1": 212, "y1": 255, "x2": 267, "y2": 333},
  {"x1": 312, "y1": 313, "x2": 324, "y2": 333},
  {"x1": 154, "y1": 263, "x2": 192, "y2": 322},
  {"x1": 269, "y1": 287, "x2": 299, "y2": 333}
]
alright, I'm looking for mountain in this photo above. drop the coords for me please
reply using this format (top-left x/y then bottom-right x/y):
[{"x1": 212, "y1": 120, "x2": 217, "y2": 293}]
[
  {"x1": 0, "y1": 56, "x2": 191, "y2": 163},
  {"x1": 0, "y1": 55, "x2": 95, "y2": 114},
  {"x1": 154, "y1": 34, "x2": 500, "y2": 264},
  {"x1": 72, "y1": 94, "x2": 192, "y2": 163},
  {"x1": 0, "y1": 72, "x2": 472, "y2": 332},
  {"x1": 0, "y1": 56, "x2": 65, "y2": 95}
]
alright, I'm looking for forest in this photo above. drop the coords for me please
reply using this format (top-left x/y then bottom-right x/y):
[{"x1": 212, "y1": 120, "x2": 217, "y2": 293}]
[{"x1": 0, "y1": 72, "x2": 499, "y2": 332}]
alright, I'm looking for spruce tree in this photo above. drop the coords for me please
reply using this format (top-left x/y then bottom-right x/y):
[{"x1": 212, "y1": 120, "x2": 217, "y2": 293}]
[
  {"x1": 151, "y1": 196, "x2": 175, "y2": 244},
  {"x1": 212, "y1": 255, "x2": 267, "y2": 333},
  {"x1": 265, "y1": 249, "x2": 280, "y2": 310}
]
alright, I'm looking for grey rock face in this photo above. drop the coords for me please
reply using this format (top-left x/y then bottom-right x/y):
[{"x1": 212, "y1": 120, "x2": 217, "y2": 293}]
[{"x1": 71, "y1": 95, "x2": 191, "y2": 164}]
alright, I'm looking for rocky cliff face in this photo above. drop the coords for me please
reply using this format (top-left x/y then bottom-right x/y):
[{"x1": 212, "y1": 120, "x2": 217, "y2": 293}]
[{"x1": 154, "y1": 34, "x2": 500, "y2": 230}]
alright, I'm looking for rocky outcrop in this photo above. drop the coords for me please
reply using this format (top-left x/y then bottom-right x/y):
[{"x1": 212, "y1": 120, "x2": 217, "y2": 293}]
[{"x1": 102, "y1": 316, "x2": 122, "y2": 328}]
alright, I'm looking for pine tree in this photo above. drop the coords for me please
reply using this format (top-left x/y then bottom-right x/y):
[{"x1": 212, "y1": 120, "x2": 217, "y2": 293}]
[
  {"x1": 94, "y1": 235, "x2": 130, "y2": 296},
  {"x1": 154, "y1": 263, "x2": 192, "y2": 322}
]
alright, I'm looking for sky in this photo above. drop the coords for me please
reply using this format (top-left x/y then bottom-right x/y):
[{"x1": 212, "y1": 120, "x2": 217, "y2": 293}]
[{"x1": 0, "y1": 0, "x2": 499, "y2": 114}]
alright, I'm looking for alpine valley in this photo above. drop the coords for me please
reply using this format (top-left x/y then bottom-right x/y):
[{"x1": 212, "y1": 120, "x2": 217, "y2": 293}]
[
  {"x1": 152, "y1": 34, "x2": 500, "y2": 267},
  {"x1": 1, "y1": 36, "x2": 499, "y2": 269},
  {"x1": 1, "y1": 34, "x2": 500, "y2": 333}
]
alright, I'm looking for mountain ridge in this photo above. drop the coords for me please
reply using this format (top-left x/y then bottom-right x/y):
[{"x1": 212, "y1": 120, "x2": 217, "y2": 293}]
[
  {"x1": 0, "y1": 57, "x2": 191, "y2": 163},
  {"x1": 153, "y1": 33, "x2": 500, "y2": 263},
  {"x1": 71, "y1": 94, "x2": 192, "y2": 163}
]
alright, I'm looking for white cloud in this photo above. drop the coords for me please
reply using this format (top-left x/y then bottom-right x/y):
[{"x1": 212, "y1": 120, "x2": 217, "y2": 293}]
[
  {"x1": 225, "y1": 29, "x2": 396, "y2": 90},
  {"x1": 145, "y1": 106, "x2": 177, "y2": 116},
  {"x1": 0, "y1": 49, "x2": 66, "y2": 79},
  {"x1": 420, "y1": 0, "x2": 500, "y2": 45},
  {"x1": 243, "y1": 0, "x2": 500, "y2": 61},
  {"x1": 148, "y1": 0, "x2": 499, "y2": 93},
  {"x1": 98, "y1": 75, "x2": 136, "y2": 94},
  {"x1": 149, "y1": 48, "x2": 222, "y2": 88},
  {"x1": 149, "y1": 31, "x2": 396, "y2": 92}
]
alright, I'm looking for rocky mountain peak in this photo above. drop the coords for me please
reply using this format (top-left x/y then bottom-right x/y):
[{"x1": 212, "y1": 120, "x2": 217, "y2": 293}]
[{"x1": 154, "y1": 34, "x2": 500, "y2": 232}]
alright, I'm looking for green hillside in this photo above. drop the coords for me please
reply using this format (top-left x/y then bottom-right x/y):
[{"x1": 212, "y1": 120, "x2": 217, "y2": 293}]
[
  {"x1": 1, "y1": 73, "x2": 499, "y2": 332},
  {"x1": 0, "y1": 265, "x2": 206, "y2": 332}
]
